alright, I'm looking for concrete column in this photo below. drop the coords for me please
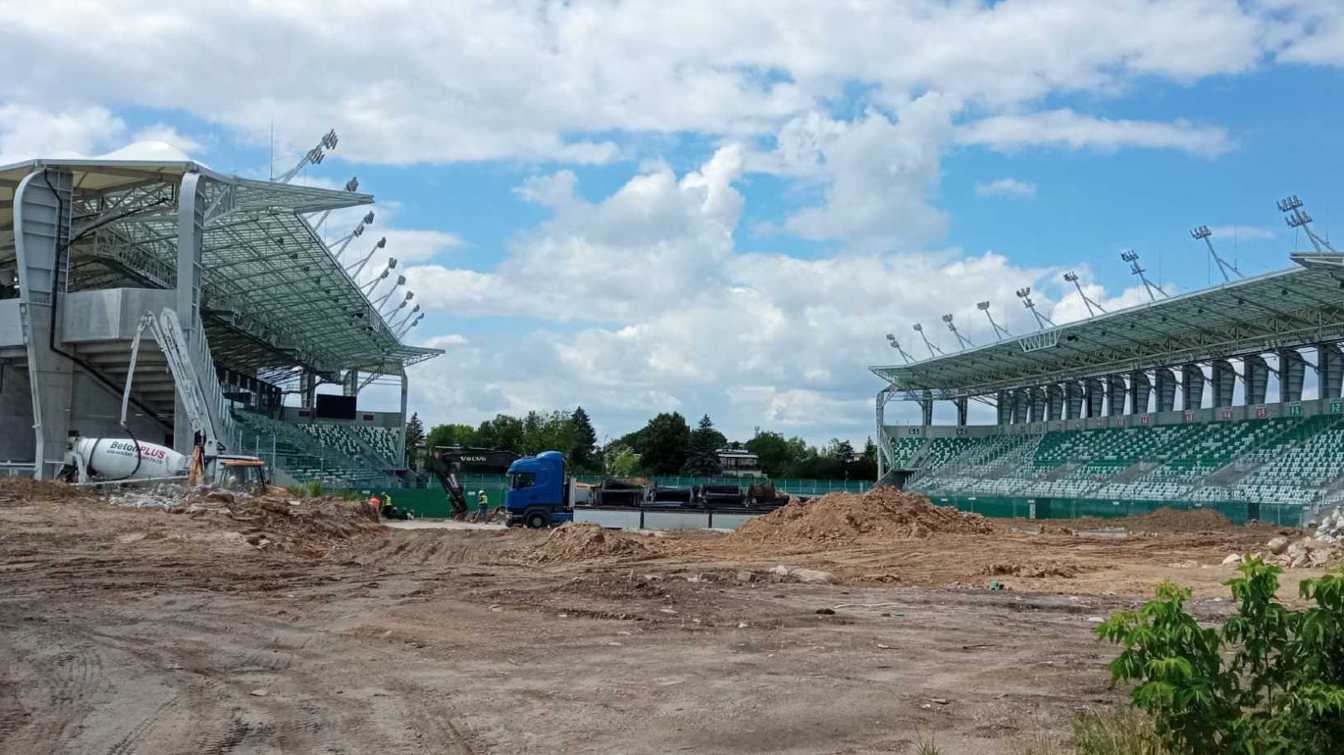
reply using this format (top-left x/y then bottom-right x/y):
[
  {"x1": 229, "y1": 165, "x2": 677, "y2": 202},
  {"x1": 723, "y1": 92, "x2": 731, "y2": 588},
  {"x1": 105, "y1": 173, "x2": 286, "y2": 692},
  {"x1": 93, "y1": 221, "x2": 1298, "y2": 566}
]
[
  {"x1": 1278, "y1": 349, "x2": 1305, "y2": 404},
  {"x1": 1106, "y1": 374, "x2": 1126, "y2": 417},
  {"x1": 1319, "y1": 344, "x2": 1344, "y2": 400},
  {"x1": 919, "y1": 391, "x2": 933, "y2": 426},
  {"x1": 173, "y1": 171, "x2": 205, "y2": 455},
  {"x1": 343, "y1": 368, "x2": 359, "y2": 396},
  {"x1": 300, "y1": 371, "x2": 316, "y2": 410},
  {"x1": 1065, "y1": 382, "x2": 1084, "y2": 420},
  {"x1": 398, "y1": 372, "x2": 409, "y2": 469},
  {"x1": 1129, "y1": 371, "x2": 1151, "y2": 415},
  {"x1": 1012, "y1": 389, "x2": 1028, "y2": 424},
  {"x1": 1084, "y1": 378, "x2": 1104, "y2": 418},
  {"x1": 13, "y1": 169, "x2": 74, "y2": 478},
  {"x1": 1182, "y1": 363, "x2": 1205, "y2": 410},
  {"x1": 1243, "y1": 355, "x2": 1268, "y2": 406},
  {"x1": 1028, "y1": 387, "x2": 1045, "y2": 423},
  {"x1": 955, "y1": 397, "x2": 968, "y2": 426},
  {"x1": 996, "y1": 390, "x2": 1011, "y2": 425},
  {"x1": 1212, "y1": 359, "x2": 1235, "y2": 408},
  {"x1": 1046, "y1": 384, "x2": 1063, "y2": 421},
  {"x1": 1154, "y1": 367, "x2": 1176, "y2": 413}
]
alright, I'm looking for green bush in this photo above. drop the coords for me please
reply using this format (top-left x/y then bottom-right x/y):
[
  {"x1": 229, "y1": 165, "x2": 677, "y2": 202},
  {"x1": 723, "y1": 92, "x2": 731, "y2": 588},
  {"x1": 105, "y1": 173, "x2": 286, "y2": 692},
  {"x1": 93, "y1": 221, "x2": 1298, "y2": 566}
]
[
  {"x1": 304, "y1": 480, "x2": 322, "y2": 498},
  {"x1": 1096, "y1": 558, "x2": 1344, "y2": 754}
]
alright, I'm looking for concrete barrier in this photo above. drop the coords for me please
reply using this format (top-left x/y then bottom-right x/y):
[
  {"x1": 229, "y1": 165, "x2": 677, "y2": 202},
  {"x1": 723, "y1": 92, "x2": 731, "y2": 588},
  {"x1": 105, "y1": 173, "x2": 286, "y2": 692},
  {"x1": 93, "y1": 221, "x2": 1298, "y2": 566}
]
[{"x1": 573, "y1": 508, "x2": 643, "y2": 529}]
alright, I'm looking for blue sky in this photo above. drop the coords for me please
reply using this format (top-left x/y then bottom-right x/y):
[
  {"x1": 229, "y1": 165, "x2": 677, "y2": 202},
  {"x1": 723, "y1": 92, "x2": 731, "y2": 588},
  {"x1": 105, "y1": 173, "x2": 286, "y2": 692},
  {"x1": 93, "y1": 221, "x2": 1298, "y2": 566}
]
[{"x1": 2, "y1": 1, "x2": 1342, "y2": 446}]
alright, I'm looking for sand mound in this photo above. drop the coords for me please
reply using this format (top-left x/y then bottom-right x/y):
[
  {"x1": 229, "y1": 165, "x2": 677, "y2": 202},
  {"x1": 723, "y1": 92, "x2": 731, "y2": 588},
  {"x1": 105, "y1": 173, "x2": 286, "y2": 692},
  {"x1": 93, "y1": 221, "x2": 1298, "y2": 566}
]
[
  {"x1": 0, "y1": 478, "x2": 93, "y2": 503},
  {"x1": 985, "y1": 561, "x2": 1081, "y2": 578},
  {"x1": 1069, "y1": 506, "x2": 1238, "y2": 533},
  {"x1": 211, "y1": 494, "x2": 384, "y2": 558},
  {"x1": 519, "y1": 523, "x2": 652, "y2": 563},
  {"x1": 733, "y1": 488, "x2": 993, "y2": 545}
]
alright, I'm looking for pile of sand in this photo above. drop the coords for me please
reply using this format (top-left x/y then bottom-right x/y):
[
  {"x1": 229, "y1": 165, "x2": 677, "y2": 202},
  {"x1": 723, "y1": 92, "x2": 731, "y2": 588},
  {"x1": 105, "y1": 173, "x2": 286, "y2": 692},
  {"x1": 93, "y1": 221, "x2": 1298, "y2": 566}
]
[
  {"x1": 733, "y1": 488, "x2": 993, "y2": 545},
  {"x1": 984, "y1": 561, "x2": 1081, "y2": 579},
  {"x1": 0, "y1": 478, "x2": 93, "y2": 504},
  {"x1": 1068, "y1": 507, "x2": 1238, "y2": 534},
  {"x1": 518, "y1": 522, "x2": 652, "y2": 563},
  {"x1": 211, "y1": 494, "x2": 383, "y2": 558}
]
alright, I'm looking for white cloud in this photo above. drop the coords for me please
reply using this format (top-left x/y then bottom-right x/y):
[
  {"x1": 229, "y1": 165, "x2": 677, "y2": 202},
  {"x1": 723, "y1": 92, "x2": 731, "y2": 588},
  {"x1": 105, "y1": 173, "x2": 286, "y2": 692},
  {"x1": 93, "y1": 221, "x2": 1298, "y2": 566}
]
[
  {"x1": 958, "y1": 109, "x2": 1234, "y2": 156},
  {"x1": 402, "y1": 151, "x2": 1073, "y2": 444},
  {"x1": 1207, "y1": 224, "x2": 1276, "y2": 240},
  {"x1": 131, "y1": 123, "x2": 202, "y2": 154},
  {"x1": 0, "y1": 103, "x2": 125, "y2": 164},
  {"x1": 0, "y1": 1, "x2": 1301, "y2": 165},
  {"x1": 975, "y1": 178, "x2": 1038, "y2": 199}
]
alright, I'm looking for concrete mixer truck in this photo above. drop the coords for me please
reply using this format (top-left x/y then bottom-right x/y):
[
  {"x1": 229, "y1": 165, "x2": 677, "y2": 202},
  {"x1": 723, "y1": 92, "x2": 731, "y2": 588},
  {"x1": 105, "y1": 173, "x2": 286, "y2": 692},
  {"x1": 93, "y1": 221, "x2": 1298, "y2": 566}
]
[{"x1": 58, "y1": 307, "x2": 268, "y2": 490}]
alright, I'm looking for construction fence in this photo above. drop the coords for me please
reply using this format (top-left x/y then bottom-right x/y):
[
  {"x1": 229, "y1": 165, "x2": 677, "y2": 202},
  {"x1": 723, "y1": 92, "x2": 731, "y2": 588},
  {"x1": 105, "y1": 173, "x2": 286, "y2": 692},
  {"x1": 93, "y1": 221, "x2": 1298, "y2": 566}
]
[{"x1": 347, "y1": 476, "x2": 1312, "y2": 526}]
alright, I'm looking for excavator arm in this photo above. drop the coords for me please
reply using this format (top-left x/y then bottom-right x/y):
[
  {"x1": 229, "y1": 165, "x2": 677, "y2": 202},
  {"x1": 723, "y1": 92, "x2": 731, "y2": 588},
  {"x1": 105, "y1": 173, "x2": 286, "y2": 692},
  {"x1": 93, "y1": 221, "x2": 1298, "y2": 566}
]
[{"x1": 428, "y1": 448, "x2": 521, "y2": 520}]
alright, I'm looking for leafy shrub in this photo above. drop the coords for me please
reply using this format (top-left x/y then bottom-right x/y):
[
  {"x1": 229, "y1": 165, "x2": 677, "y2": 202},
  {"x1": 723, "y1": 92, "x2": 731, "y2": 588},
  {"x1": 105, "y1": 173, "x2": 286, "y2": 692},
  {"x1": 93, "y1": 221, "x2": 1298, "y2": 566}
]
[
  {"x1": 1097, "y1": 558, "x2": 1344, "y2": 753},
  {"x1": 304, "y1": 479, "x2": 322, "y2": 498}
]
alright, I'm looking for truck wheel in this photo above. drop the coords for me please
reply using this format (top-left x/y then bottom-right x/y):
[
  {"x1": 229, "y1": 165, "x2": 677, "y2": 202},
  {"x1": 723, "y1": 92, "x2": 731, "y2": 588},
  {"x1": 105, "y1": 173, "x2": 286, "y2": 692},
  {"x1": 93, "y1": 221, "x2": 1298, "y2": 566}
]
[{"x1": 525, "y1": 511, "x2": 548, "y2": 529}]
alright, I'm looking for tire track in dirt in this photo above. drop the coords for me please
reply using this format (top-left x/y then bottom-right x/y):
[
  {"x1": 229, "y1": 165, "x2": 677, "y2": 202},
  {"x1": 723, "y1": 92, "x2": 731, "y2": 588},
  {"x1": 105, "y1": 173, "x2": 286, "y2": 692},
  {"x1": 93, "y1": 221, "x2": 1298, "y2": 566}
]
[{"x1": 104, "y1": 694, "x2": 181, "y2": 755}]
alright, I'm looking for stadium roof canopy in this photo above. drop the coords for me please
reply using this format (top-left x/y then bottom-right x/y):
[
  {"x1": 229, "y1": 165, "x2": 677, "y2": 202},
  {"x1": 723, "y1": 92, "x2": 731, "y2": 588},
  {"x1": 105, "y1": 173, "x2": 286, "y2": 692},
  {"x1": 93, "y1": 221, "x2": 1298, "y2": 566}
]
[
  {"x1": 871, "y1": 260, "x2": 1344, "y2": 400},
  {"x1": 0, "y1": 159, "x2": 441, "y2": 379}
]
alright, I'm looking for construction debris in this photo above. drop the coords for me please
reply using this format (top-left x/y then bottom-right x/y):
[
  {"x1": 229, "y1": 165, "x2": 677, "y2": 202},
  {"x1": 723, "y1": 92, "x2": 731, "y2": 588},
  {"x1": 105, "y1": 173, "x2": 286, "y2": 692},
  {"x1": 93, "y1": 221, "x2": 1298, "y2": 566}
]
[
  {"x1": 733, "y1": 487, "x2": 992, "y2": 545},
  {"x1": 1313, "y1": 507, "x2": 1344, "y2": 545},
  {"x1": 517, "y1": 522, "x2": 653, "y2": 563},
  {"x1": 0, "y1": 478, "x2": 92, "y2": 503}
]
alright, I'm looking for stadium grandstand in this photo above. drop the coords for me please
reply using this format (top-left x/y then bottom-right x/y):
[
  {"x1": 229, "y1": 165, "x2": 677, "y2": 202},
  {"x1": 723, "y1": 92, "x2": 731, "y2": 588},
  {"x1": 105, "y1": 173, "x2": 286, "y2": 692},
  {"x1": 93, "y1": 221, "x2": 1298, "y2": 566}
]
[
  {"x1": 872, "y1": 198, "x2": 1344, "y2": 526},
  {"x1": 0, "y1": 138, "x2": 441, "y2": 487}
]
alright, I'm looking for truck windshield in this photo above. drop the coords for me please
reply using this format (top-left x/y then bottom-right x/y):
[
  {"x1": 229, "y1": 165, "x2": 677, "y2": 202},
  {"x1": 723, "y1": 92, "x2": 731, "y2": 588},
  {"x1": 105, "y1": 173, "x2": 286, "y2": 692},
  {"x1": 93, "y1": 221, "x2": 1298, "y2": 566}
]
[{"x1": 510, "y1": 472, "x2": 536, "y2": 490}]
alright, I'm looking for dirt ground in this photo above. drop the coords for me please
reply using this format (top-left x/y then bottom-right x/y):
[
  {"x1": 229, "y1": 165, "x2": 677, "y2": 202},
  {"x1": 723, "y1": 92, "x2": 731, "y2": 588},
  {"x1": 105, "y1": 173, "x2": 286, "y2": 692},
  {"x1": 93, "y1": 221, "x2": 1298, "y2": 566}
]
[{"x1": 0, "y1": 484, "x2": 1327, "y2": 754}]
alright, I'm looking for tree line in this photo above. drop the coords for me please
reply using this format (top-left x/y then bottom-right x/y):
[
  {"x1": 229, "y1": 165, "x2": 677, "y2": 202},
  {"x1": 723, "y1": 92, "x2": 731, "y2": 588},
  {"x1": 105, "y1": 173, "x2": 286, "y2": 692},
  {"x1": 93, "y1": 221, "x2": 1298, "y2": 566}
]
[{"x1": 414, "y1": 408, "x2": 878, "y2": 480}]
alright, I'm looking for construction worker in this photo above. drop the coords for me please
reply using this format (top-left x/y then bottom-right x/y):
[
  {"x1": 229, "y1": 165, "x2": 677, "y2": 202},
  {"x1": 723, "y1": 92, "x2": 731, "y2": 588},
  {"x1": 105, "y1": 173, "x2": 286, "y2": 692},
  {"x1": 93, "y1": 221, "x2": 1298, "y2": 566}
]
[
  {"x1": 476, "y1": 489, "x2": 490, "y2": 522},
  {"x1": 366, "y1": 493, "x2": 382, "y2": 520},
  {"x1": 381, "y1": 491, "x2": 394, "y2": 518}
]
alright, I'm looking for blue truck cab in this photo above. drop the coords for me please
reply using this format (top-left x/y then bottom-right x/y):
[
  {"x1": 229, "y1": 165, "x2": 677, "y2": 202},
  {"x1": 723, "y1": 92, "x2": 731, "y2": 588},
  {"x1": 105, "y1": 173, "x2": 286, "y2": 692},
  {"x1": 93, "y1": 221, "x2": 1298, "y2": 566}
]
[{"x1": 504, "y1": 450, "x2": 576, "y2": 528}]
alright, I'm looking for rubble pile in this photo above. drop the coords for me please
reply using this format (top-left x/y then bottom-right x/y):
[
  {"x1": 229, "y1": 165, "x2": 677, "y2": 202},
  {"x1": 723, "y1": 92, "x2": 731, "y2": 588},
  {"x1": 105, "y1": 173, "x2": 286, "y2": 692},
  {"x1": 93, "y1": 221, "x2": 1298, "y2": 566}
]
[
  {"x1": 0, "y1": 478, "x2": 92, "y2": 504},
  {"x1": 1312, "y1": 506, "x2": 1344, "y2": 545},
  {"x1": 518, "y1": 522, "x2": 653, "y2": 563},
  {"x1": 733, "y1": 487, "x2": 993, "y2": 546},
  {"x1": 211, "y1": 493, "x2": 383, "y2": 558},
  {"x1": 984, "y1": 561, "x2": 1081, "y2": 579}
]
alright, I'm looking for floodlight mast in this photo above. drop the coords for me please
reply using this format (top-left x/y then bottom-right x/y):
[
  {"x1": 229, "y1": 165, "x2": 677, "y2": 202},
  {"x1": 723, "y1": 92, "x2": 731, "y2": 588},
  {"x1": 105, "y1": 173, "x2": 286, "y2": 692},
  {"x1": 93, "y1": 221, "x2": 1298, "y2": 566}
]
[
  {"x1": 976, "y1": 300, "x2": 1011, "y2": 339},
  {"x1": 942, "y1": 313, "x2": 973, "y2": 350},
  {"x1": 912, "y1": 323, "x2": 945, "y2": 358},
  {"x1": 361, "y1": 259, "x2": 399, "y2": 294},
  {"x1": 1062, "y1": 271, "x2": 1106, "y2": 317},
  {"x1": 395, "y1": 312, "x2": 424, "y2": 339},
  {"x1": 1189, "y1": 225, "x2": 1242, "y2": 282},
  {"x1": 276, "y1": 129, "x2": 338, "y2": 184},
  {"x1": 884, "y1": 333, "x2": 915, "y2": 364},
  {"x1": 1121, "y1": 250, "x2": 1167, "y2": 301},
  {"x1": 346, "y1": 236, "x2": 387, "y2": 278},
  {"x1": 1015, "y1": 287, "x2": 1056, "y2": 330},
  {"x1": 1278, "y1": 195, "x2": 1337, "y2": 253},
  {"x1": 312, "y1": 176, "x2": 360, "y2": 232},
  {"x1": 372, "y1": 276, "x2": 408, "y2": 308},
  {"x1": 333, "y1": 211, "x2": 375, "y2": 259},
  {"x1": 392, "y1": 303, "x2": 421, "y2": 330}
]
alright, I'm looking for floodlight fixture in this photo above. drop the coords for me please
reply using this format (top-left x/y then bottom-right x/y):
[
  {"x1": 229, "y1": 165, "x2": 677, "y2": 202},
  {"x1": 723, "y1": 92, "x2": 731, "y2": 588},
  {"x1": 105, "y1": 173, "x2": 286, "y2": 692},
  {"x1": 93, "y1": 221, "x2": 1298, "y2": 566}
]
[
  {"x1": 977, "y1": 300, "x2": 1011, "y2": 339},
  {"x1": 943, "y1": 312, "x2": 973, "y2": 350},
  {"x1": 1063, "y1": 270, "x2": 1106, "y2": 317},
  {"x1": 1016, "y1": 286, "x2": 1056, "y2": 330},
  {"x1": 332, "y1": 212, "x2": 377, "y2": 258},
  {"x1": 346, "y1": 236, "x2": 388, "y2": 278},
  {"x1": 1121, "y1": 249, "x2": 1168, "y2": 301},
  {"x1": 912, "y1": 322, "x2": 944, "y2": 358},
  {"x1": 1190, "y1": 224, "x2": 1242, "y2": 282},
  {"x1": 885, "y1": 335, "x2": 915, "y2": 364},
  {"x1": 1277, "y1": 195, "x2": 1303, "y2": 213},
  {"x1": 277, "y1": 128, "x2": 339, "y2": 184}
]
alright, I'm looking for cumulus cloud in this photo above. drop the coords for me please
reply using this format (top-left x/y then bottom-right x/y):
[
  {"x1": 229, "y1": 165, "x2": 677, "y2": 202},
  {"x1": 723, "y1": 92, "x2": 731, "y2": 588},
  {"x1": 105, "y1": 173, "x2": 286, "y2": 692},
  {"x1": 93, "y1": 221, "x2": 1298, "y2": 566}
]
[
  {"x1": 0, "y1": 103, "x2": 125, "y2": 164},
  {"x1": 402, "y1": 151, "x2": 1078, "y2": 443},
  {"x1": 958, "y1": 109, "x2": 1234, "y2": 156},
  {"x1": 0, "y1": 1, "x2": 1320, "y2": 165},
  {"x1": 975, "y1": 178, "x2": 1037, "y2": 199}
]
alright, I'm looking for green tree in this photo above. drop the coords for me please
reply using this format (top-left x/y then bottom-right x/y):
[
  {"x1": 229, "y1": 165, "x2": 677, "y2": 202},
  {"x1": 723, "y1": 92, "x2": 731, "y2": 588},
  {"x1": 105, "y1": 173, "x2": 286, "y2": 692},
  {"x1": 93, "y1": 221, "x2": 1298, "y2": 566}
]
[
  {"x1": 682, "y1": 414, "x2": 723, "y2": 476},
  {"x1": 746, "y1": 431, "x2": 804, "y2": 477},
  {"x1": 519, "y1": 410, "x2": 577, "y2": 456},
  {"x1": 640, "y1": 412, "x2": 690, "y2": 475},
  {"x1": 605, "y1": 444, "x2": 641, "y2": 477},
  {"x1": 403, "y1": 412, "x2": 425, "y2": 469},
  {"x1": 475, "y1": 414, "x2": 525, "y2": 453},
  {"x1": 425, "y1": 422, "x2": 477, "y2": 450},
  {"x1": 570, "y1": 406, "x2": 599, "y2": 472}
]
